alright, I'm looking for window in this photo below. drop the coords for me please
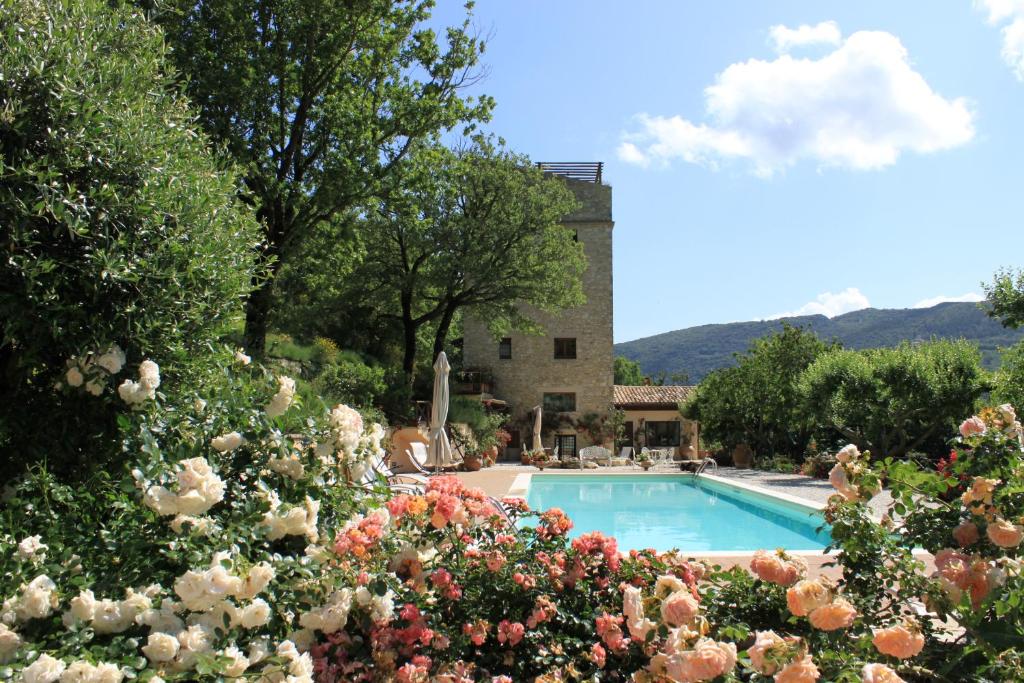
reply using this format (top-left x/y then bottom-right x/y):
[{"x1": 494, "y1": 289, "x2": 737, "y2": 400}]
[
  {"x1": 498, "y1": 337, "x2": 512, "y2": 360},
  {"x1": 553, "y1": 338, "x2": 577, "y2": 359},
  {"x1": 620, "y1": 421, "x2": 635, "y2": 449},
  {"x1": 543, "y1": 392, "x2": 576, "y2": 413},
  {"x1": 645, "y1": 421, "x2": 681, "y2": 448},
  {"x1": 556, "y1": 434, "x2": 577, "y2": 458}
]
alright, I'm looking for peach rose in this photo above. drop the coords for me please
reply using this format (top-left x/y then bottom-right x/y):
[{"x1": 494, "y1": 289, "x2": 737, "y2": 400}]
[
  {"x1": 775, "y1": 654, "x2": 820, "y2": 683},
  {"x1": 661, "y1": 590, "x2": 700, "y2": 627},
  {"x1": 836, "y1": 444, "x2": 859, "y2": 463},
  {"x1": 959, "y1": 416, "x2": 986, "y2": 438},
  {"x1": 786, "y1": 578, "x2": 832, "y2": 617},
  {"x1": 987, "y1": 518, "x2": 1024, "y2": 548},
  {"x1": 666, "y1": 638, "x2": 737, "y2": 682},
  {"x1": 872, "y1": 624, "x2": 924, "y2": 659},
  {"x1": 952, "y1": 521, "x2": 979, "y2": 548},
  {"x1": 861, "y1": 662, "x2": 906, "y2": 683},
  {"x1": 961, "y1": 477, "x2": 999, "y2": 513},
  {"x1": 829, "y1": 464, "x2": 860, "y2": 501},
  {"x1": 747, "y1": 630, "x2": 785, "y2": 675},
  {"x1": 808, "y1": 598, "x2": 857, "y2": 631},
  {"x1": 750, "y1": 550, "x2": 806, "y2": 587}
]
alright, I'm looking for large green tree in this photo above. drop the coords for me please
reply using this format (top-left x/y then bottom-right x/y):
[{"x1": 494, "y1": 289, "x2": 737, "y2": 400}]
[
  {"x1": 0, "y1": 0, "x2": 259, "y2": 471},
  {"x1": 682, "y1": 324, "x2": 835, "y2": 459},
  {"x1": 800, "y1": 339, "x2": 988, "y2": 459},
  {"x1": 614, "y1": 356, "x2": 645, "y2": 385},
  {"x1": 352, "y1": 141, "x2": 585, "y2": 385},
  {"x1": 984, "y1": 267, "x2": 1024, "y2": 328},
  {"x1": 147, "y1": 0, "x2": 494, "y2": 354}
]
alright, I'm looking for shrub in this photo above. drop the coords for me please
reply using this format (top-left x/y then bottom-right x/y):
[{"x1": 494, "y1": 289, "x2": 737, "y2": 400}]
[
  {"x1": 311, "y1": 355, "x2": 387, "y2": 409},
  {"x1": 800, "y1": 452, "x2": 836, "y2": 478},
  {"x1": 0, "y1": 0, "x2": 259, "y2": 473}
]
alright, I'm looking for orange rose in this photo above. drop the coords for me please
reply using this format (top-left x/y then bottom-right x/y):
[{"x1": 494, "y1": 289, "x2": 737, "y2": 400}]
[
  {"x1": 747, "y1": 630, "x2": 785, "y2": 675},
  {"x1": 666, "y1": 638, "x2": 737, "y2": 682},
  {"x1": 952, "y1": 521, "x2": 979, "y2": 548}
]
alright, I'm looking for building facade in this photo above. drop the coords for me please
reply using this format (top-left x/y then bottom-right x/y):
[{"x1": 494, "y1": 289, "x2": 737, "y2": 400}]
[{"x1": 461, "y1": 163, "x2": 614, "y2": 458}]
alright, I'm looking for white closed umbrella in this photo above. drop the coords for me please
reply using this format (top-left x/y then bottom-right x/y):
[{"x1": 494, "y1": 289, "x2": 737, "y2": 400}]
[
  {"x1": 532, "y1": 405, "x2": 543, "y2": 453},
  {"x1": 427, "y1": 352, "x2": 455, "y2": 472}
]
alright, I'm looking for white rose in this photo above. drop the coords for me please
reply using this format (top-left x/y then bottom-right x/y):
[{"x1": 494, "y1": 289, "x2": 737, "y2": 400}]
[
  {"x1": 173, "y1": 570, "x2": 215, "y2": 612},
  {"x1": 0, "y1": 623, "x2": 22, "y2": 663},
  {"x1": 211, "y1": 432, "x2": 244, "y2": 453},
  {"x1": 84, "y1": 380, "x2": 104, "y2": 397},
  {"x1": 237, "y1": 563, "x2": 275, "y2": 600},
  {"x1": 68, "y1": 590, "x2": 96, "y2": 623},
  {"x1": 369, "y1": 591, "x2": 394, "y2": 624},
  {"x1": 96, "y1": 345, "x2": 126, "y2": 374},
  {"x1": 177, "y1": 624, "x2": 213, "y2": 653},
  {"x1": 240, "y1": 598, "x2": 271, "y2": 629},
  {"x1": 138, "y1": 360, "x2": 160, "y2": 391},
  {"x1": 17, "y1": 535, "x2": 47, "y2": 561},
  {"x1": 220, "y1": 646, "x2": 250, "y2": 677},
  {"x1": 206, "y1": 565, "x2": 242, "y2": 596},
  {"x1": 136, "y1": 603, "x2": 184, "y2": 634},
  {"x1": 143, "y1": 486, "x2": 179, "y2": 516},
  {"x1": 117, "y1": 380, "x2": 145, "y2": 405},
  {"x1": 18, "y1": 575, "x2": 58, "y2": 621},
  {"x1": 66, "y1": 367, "x2": 84, "y2": 387},
  {"x1": 22, "y1": 654, "x2": 66, "y2": 683},
  {"x1": 59, "y1": 661, "x2": 123, "y2": 683},
  {"x1": 89, "y1": 599, "x2": 131, "y2": 634},
  {"x1": 234, "y1": 350, "x2": 251, "y2": 365},
  {"x1": 142, "y1": 632, "x2": 180, "y2": 663}
]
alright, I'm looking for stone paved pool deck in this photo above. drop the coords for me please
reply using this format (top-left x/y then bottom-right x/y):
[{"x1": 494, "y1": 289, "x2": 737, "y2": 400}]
[{"x1": 454, "y1": 464, "x2": 913, "y2": 579}]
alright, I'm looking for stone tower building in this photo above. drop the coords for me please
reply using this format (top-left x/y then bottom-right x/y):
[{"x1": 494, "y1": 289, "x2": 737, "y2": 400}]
[{"x1": 461, "y1": 163, "x2": 613, "y2": 459}]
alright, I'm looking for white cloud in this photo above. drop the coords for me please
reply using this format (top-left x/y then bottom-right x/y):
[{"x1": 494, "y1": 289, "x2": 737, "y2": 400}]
[
  {"x1": 617, "y1": 26, "x2": 975, "y2": 176},
  {"x1": 768, "y1": 21, "x2": 841, "y2": 53},
  {"x1": 767, "y1": 288, "x2": 871, "y2": 319},
  {"x1": 912, "y1": 292, "x2": 985, "y2": 308},
  {"x1": 977, "y1": 0, "x2": 1024, "y2": 79}
]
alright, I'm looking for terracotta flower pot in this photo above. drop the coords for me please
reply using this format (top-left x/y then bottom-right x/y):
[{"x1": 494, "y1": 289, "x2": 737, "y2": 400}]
[{"x1": 463, "y1": 455, "x2": 483, "y2": 472}]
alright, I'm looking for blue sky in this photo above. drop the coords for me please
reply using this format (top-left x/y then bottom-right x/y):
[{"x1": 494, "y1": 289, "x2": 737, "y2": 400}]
[{"x1": 432, "y1": 1, "x2": 1024, "y2": 343}]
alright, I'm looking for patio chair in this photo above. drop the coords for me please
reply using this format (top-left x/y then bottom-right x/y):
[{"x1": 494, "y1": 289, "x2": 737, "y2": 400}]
[
  {"x1": 618, "y1": 446, "x2": 634, "y2": 461},
  {"x1": 580, "y1": 445, "x2": 612, "y2": 467}
]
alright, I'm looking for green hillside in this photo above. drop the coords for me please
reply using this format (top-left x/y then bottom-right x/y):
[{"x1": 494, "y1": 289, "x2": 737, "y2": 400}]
[{"x1": 615, "y1": 302, "x2": 1024, "y2": 382}]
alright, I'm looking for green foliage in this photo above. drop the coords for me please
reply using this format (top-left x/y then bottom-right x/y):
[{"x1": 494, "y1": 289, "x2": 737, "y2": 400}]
[
  {"x1": 984, "y1": 267, "x2": 1024, "y2": 329},
  {"x1": 993, "y1": 340, "x2": 1024, "y2": 411},
  {"x1": 310, "y1": 356, "x2": 387, "y2": 410},
  {"x1": 683, "y1": 324, "x2": 836, "y2": 459},
  {"x1": 614, "y1": 356, "x2": 645, "y2": 385},
  {"x1": 149, "y1": 0, "x2": 494, "y2": 353},
  {"x1": 616, "y1": 301, "x2": 1023, "y2": 383},
  {"x1": 800, "y1": 339, "x2": 989, "y2": 459},
  {"x1": 0, "y1": 0, "x2": 259, "y2": 473}
]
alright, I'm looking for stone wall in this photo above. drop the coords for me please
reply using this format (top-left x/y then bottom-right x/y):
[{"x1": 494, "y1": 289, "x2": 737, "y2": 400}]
[{"x1": 462, "y1": 177, "x2": 614, "y2": 452}]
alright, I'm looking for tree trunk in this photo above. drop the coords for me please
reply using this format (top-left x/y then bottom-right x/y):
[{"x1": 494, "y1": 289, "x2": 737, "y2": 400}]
[
  {"x1": 431, "y1": 303, "x2": 457, "y2": 364},
  {"x1": 243, "y1": 206, "x2": 284, "y2": 357},
  {"x1": 401, "y1": 291, "x2": 418, "y2": 391},
  {"x1": 244, "y1": 277, "x2": 272, "y2": 357}
]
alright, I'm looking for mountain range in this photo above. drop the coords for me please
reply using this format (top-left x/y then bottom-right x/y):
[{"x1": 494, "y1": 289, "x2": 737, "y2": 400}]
[{"x1": 614, "y1": 302, "x2": 1024, "y2": 383}]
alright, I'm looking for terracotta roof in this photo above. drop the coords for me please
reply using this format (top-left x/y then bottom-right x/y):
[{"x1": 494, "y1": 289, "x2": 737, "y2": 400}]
[{"x1": 613, "y1": 385, "x2": 695, "y2": 407}]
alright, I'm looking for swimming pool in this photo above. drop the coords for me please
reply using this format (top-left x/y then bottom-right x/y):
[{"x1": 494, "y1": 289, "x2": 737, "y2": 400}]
[{"x1": 523, "y1": 474, "x2": 831, "y2": 552}]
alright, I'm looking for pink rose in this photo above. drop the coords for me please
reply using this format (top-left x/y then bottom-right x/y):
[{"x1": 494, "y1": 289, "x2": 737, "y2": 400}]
[
  {"x1": 661, "y1": 590, "x2": 700, "y2": 627},
  {"x1": 786, "y1": 578, "x2": 832, "y2": 617},
  {"x1": 747, "y1": 630, "x2": 785, "y2": 675},
  {"x1": 496, "y1": 620, "x2": 524, "y2": 647},
  {"x1": 959, "y1": 416, "x2": 986, "y2": 438},
  {"x1": 952, "y1": 521, "x2": 979, "y2": 548},
  {"x1": 861, "y1": 662, "x2": 906, "y2": 683},
  {"x1": 590, "y1": 643, "x2": 606, "y2": 669},
  {"x1": 829, "y1": 464, "x2": 860, "y2": 501},
  {"x1": 808, "y1": 598, "x2": 857, "y2": 631},
  {"x1": 987, "y1": 518, "x2": 1024, "y2": 548},
  {"x1": 775, "y1": 655, "x2": 820, "y2": 683},
  {"x1": 872, "y1": 624, "x2": 925, "y2": 659}
]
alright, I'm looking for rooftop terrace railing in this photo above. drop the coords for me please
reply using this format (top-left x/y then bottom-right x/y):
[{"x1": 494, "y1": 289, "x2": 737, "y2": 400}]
[{"x1": 536, "y1": 161, "x2": 603, "y2": 184}]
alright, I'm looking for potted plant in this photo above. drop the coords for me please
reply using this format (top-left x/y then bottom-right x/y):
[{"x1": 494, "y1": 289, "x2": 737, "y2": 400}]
[
  {"x1": 636, "y1": 450, "x2": 653, "y2": 471},
  {"x1": 462, "y1": 453, "x2": 483, "y2": 472},
  {"x1": 531, "y1": 449, "x2": 550, "y2": 471}
]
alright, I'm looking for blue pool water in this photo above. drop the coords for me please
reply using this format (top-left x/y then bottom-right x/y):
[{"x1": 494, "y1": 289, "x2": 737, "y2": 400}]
[{"x1": 524, "y1": 475, "x2": 831, "y2": 552}]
